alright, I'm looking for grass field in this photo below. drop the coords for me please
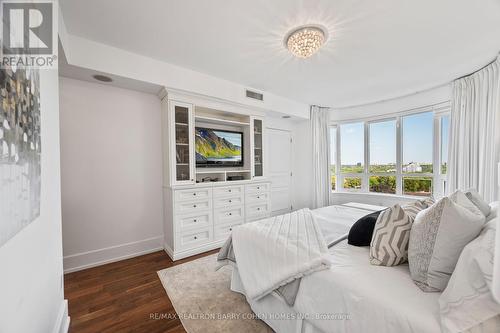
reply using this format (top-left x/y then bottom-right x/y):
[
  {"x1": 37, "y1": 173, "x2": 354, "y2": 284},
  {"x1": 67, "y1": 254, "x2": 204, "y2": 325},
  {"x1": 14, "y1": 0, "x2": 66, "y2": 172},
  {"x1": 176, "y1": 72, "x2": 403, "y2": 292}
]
[{"x1": 330, "y1": 164, "x2": 434, "y2": 195}]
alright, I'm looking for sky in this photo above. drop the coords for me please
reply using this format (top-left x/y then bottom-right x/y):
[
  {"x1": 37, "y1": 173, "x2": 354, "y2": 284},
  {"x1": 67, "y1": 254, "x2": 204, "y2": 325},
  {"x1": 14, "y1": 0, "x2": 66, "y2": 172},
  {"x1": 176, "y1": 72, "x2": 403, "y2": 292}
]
[
  {"x1": 213, "y1": 130, "x2": 242, "y2": 147},
  {"x1": 330, "y1": 112, "x2": 448, "y2": 165}
]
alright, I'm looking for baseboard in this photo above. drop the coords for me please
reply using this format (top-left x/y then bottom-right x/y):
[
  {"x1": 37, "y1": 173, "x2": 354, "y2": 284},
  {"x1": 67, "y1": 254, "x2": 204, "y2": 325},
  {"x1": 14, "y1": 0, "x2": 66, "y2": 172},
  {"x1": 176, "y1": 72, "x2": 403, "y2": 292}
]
[
  {"x1": 164, "y1": 240, "x2": 224, "y2": 261},
  {"x1": 64, "y1": 236, "x2": 164, "y2": 273},
  {"x1": 53, "y1": 299, "x2": 70, "y2": 333}
]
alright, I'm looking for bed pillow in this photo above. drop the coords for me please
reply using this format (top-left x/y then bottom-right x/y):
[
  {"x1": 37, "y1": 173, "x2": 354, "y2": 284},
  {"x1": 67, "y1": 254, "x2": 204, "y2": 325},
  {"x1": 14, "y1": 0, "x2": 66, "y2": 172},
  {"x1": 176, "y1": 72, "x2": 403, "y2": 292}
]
[
  {"x1": 465, "y1": 189, "x2": 491, "y2": 216},
  {"x1": 402, "y1": 198, "x2": 433, "y2": 220},
  {"x1": 347, "y1": 210, "x2": 384, "y2": 246},
  {"x1": 439, "y1": 219, "x2": 500, "y2": 333},
  {"x1": 487, "y1": 201, "x2": 499, "y2": 222},
  {"x1": 369, "y1": 204, "x2": 412, "y2": 266},
  {"x1": 449, "y1": 190, "x2": 484, "y2": 216},
  {"x1": 408, "y1": 197, "x2": 486, "y2": 292}
]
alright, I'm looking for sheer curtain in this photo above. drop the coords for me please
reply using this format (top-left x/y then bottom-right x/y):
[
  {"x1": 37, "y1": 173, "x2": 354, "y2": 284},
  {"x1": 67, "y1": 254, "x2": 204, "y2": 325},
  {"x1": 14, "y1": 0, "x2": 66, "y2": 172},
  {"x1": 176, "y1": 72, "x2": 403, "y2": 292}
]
[
  {"x1": 447, "y1": 57, "x2": 500, "y2": 202},
  {"x1": 311, "y1": 105, "x2": 330, "y2": 208}
]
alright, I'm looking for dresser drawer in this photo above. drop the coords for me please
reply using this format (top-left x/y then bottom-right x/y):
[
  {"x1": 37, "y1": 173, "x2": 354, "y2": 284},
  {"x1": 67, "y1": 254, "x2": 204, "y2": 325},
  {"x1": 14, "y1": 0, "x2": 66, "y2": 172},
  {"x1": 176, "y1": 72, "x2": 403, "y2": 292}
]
[
  {"x1": 175, "y1": 199, "x2": 212, "y2": 214},
  {"x1": 246, "y1": 202, "x2": 270, "y2": 217},
  {"x1": 214, "y1": 206, "x2": 244, "y2": 225},
  {"x1": 214, "y1": 195, "x2": 244, "y2": 208},
  {"x1": 245, "y1": 183, "x2": 269, "y2": 194},
  {"x1": 246, "y1": 192, "x2": 269, "y2": 204},
  {"x1": 213, "y1": 185, "x2": 244, "y2": 198},
  {"x1": 175, "y1": 188, "x2": 212, "y2": 202},
  {"x1": 176, "y1": 228, "x2": 212, "y2": 250},
  {"x1": 175, "y1": 212, "x2": 211, "y2": 232},
  {"x1": 214, "y1": 221, "x2": 240, "y2": 241}
]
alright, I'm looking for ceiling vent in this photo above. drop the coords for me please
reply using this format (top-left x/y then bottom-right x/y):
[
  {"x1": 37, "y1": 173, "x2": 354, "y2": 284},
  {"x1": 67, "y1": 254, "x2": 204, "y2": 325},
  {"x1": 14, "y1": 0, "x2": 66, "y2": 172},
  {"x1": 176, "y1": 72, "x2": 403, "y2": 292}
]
[{"x1": 246, "y1": 89, "x2": 264, "y2": 101}]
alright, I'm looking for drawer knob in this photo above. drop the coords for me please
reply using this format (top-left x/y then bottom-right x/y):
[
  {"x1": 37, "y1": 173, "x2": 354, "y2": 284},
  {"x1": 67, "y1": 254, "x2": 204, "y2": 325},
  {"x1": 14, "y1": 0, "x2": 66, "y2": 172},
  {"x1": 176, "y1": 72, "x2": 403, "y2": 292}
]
[
  {"x1": 193, "y1": 204, "x2": 197, "y2": 208},
  {"x1": 228, "y1": 212, "x2": 232, "y2": 216},
  {"x1": 193, "y1": 219, "x2": 197, "y2": 223},
  {"x1": 229, "y1": 228, "x2": 233, "y2": 231},
  {"x1": 257, "y1": 208, "x2": 261, "y2": 211},
  {"x1": 257, "y1": 196, "x2": 260, "y2": 199},
  {"x1": 257, "y1": 187, "x2": 260, "y2": 190},
  {"x1": 229, "y1": 199, "x2": 232, "y2": 203},
  {"x1": 194, "y1": 236, "x2": 197, "y2": 240},
  {"x1": 229, "y1": 189, "x2": 232, "y2": 192},
  {"x1": 193, "y1": 193, "x2": 197, "y2": 196}
]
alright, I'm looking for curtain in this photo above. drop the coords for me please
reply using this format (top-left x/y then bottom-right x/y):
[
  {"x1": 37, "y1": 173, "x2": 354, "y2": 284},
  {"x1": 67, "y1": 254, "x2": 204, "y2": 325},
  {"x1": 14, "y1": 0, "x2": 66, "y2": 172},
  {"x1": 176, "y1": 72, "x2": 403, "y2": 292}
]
[
  {"x1": 311, "y1": 105, "x2": 330, "y2": 208},
  {"x1": 447, "y1": 57, "x2": 500, "y2": 202}
]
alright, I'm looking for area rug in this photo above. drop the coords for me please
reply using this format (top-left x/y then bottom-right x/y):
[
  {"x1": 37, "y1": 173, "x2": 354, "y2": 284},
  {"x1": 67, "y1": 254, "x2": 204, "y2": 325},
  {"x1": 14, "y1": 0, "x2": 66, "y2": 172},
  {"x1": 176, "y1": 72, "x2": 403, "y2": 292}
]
[{"x1": 157, "y1": 254, "x2": 273, "y2": 333}]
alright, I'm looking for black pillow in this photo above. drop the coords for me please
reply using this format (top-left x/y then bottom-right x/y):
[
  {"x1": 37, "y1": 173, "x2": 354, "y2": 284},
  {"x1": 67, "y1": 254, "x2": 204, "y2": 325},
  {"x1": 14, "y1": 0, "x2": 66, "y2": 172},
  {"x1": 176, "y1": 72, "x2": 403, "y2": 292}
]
[{"x1": 347, "y1": 210, "x2": 384, "y2": 246}]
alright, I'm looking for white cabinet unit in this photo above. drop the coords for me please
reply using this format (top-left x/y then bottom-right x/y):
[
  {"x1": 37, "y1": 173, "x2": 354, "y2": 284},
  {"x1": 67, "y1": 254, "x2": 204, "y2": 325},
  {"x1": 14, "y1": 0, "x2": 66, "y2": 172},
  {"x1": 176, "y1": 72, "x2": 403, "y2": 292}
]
[
  {"x1": 164, "y1": 182, "x2": 270, "y2": 260},
  {"x1": 160, "y1": 88, "x2": 271, "y2": 260}
]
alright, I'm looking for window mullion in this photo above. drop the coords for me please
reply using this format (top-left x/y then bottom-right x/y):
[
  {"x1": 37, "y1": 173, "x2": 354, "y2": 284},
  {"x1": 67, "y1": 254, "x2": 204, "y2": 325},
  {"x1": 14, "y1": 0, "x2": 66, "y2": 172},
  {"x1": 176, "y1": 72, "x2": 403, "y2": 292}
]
[
  {"x1": 396, "y1": 116, "x2": 402, "y2": 195},
  {"x1": 336, "y1": 125, "x2": 341, "y2": 192},
  {"x1": 364, "y1": 122, "x2": 369, "y2": 192}
]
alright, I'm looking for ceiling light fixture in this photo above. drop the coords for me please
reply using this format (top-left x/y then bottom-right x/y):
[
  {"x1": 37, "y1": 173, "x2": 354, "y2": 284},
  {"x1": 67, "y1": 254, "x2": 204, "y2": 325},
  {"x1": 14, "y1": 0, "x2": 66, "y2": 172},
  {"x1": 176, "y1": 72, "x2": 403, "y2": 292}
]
[{"x1": 285, "y1": 26, "x2": 327, "y2": 58}]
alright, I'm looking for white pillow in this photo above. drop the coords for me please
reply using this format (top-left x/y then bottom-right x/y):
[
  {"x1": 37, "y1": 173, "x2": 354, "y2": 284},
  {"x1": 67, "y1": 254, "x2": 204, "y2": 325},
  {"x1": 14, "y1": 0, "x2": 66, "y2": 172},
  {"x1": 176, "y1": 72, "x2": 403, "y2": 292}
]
[
  {"x1": 449, "y1": 190, "x2": 484, "y2": 216},
  {"x1": 408, "y1": 197, "x2": 486, "y2": 291},
  {"x1": 487, "y1": 201, "x2": 499, "y2": 222},
  {"x1": 465, "y1": 189, "x2": 491, "y2": 216},
  {"x1": 439, "y1": 219, "x2": 500, "y2": 333}
]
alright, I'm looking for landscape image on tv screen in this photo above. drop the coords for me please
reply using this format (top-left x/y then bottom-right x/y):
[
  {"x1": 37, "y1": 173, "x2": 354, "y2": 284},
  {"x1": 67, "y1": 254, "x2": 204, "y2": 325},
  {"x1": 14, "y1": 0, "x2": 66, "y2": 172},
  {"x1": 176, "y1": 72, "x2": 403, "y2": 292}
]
[{"x1": 195, "y1": 128, "x2": 243, "y2": 166}]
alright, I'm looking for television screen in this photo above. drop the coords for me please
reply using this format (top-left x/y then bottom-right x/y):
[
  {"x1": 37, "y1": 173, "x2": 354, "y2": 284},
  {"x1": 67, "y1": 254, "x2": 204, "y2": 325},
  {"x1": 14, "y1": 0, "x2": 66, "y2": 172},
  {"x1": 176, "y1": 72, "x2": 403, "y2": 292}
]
[{"x1": 195, "y1": 127, "x2": 243, "y2": 167}]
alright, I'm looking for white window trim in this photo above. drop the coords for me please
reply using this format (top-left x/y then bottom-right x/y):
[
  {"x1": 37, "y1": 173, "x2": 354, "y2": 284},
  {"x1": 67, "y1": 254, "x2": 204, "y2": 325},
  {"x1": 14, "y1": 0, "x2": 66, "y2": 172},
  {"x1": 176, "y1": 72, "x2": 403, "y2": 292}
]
[{"x1": 329, "y1": 102, "x2": 451, "y2": 199}]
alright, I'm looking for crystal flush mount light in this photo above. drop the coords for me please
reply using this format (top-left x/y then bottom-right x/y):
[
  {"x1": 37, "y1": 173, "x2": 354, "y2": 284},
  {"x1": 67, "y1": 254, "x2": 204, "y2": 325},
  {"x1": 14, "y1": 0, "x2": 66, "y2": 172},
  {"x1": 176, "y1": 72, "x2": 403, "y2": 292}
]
[{"x1": 285, "y1": 26, "x2": 327, "y2": 58}]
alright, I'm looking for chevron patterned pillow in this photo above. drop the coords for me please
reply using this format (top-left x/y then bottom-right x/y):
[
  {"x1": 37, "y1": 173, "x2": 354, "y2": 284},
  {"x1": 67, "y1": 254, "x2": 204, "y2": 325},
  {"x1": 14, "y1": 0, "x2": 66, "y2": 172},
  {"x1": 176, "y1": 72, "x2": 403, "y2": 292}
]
[
  {"x1": 402, "y1": 197, "x2": 435, "y2": 220},
  {"x1": 369, "y1": 204, "x2": 413, "y2": 266}
]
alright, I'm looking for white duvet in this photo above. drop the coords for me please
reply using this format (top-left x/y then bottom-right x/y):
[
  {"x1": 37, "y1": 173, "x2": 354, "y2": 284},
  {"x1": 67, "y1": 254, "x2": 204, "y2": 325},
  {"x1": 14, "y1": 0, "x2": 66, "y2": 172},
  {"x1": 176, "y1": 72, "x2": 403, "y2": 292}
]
[
  {"x1": 231, "y1": 208, "x2": 331, "y2": 301},
  {"x1": 231, "y1": 204, "x2": 500, "y2": 333}
]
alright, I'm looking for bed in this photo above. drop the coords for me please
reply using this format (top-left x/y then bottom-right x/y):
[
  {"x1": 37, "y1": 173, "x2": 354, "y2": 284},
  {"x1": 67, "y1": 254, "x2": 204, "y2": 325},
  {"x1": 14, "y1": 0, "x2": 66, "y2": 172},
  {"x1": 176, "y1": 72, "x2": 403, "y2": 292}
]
[{"x1": 227, "y1": 204, "x2": 500, "y2": 333}]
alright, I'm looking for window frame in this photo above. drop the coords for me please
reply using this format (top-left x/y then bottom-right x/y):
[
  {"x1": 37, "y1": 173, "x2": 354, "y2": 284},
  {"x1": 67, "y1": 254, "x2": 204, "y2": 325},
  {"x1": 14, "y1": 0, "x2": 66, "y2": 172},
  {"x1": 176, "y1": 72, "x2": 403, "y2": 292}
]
[
  {"x1": 330, "y1": 105, "x2": 451, "y2": 199},
  {"x1": 328, "y1": 125, "x2": 337, "y2": 192}
]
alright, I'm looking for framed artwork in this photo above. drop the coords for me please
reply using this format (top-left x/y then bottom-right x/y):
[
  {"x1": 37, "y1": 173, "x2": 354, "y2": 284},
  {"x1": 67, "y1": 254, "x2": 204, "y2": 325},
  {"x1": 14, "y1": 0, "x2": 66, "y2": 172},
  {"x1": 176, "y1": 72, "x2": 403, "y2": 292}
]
[{"x1": 0, "y1": 66, "x2": 41, "y2": 247}]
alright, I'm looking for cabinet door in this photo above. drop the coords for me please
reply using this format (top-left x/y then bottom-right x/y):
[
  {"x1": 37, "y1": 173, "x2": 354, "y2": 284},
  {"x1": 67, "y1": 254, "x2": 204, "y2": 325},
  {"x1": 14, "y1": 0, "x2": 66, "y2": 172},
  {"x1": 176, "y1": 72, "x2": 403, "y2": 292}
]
[
  {"x1": 170, "y1": 101, "x2": 195, "y2": 185},
  {"x1": 251, "y1": 117, "x2": 264, "y2": 179}
]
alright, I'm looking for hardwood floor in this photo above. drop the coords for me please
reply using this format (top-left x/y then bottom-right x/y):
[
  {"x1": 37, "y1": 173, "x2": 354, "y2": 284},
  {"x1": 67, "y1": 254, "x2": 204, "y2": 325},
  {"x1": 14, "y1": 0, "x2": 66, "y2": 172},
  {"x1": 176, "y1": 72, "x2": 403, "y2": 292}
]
[{"x1": 64, "y1": 250, "x2": 218, "y2": 333}]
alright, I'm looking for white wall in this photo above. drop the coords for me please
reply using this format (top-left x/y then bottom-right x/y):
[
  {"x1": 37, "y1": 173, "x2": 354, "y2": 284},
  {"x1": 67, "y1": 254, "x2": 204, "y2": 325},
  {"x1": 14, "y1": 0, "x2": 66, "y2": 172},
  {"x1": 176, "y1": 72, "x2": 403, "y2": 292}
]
[
  {"x1": 330, "y1": 84, "x2": 451, "y2": 122},
  {"x1": 58, "y1": 27, "x2": 310, "y2": 119},
  {"x1": 0, "y1": 70, "x2": 69, "y2": 333},
  {"x1": 59, "y1": 77, "x2": 163, "y2": 273}
]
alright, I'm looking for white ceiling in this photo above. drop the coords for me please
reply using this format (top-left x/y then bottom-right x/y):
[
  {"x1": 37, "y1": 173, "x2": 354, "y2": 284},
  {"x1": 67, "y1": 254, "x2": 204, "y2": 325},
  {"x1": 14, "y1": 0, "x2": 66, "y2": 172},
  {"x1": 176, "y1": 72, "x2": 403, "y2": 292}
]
[{"x1": 60, "y1": 0, "x2": 500, "y2": 108}]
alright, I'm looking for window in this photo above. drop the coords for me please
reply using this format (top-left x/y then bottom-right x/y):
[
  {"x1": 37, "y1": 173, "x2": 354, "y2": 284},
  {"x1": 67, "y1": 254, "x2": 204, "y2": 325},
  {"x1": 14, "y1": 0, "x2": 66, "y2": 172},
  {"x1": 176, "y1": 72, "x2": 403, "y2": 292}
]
[
  {"x1": 330, "y1": 107, "x2": 450, "y2": 198},
  {"x1": 401, "y1": 112, "x2": 434, "y2": 197},
  {"x1": 340, "y1": 122, "x2": 364, "y2": 190},
  {"x1": 402, "y1": 112, "x2": 433, "y2": 174},
  {"x1": 340, "y1": 122, "x2": 364, "y2": 174},
  {"x1": 369, "y1": 120, "x2": 396, "y2": 194},
  {"x1": 329, "y1": 127, "x2": 337, "y2": 190}
]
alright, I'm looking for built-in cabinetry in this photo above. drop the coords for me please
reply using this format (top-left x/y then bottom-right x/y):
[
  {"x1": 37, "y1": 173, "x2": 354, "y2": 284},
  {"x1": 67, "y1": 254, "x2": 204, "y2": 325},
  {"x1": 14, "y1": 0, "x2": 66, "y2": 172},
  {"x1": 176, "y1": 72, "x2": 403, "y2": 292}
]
[{"x1": 160, "y1": 88, "x2": 271, "y2": 260}]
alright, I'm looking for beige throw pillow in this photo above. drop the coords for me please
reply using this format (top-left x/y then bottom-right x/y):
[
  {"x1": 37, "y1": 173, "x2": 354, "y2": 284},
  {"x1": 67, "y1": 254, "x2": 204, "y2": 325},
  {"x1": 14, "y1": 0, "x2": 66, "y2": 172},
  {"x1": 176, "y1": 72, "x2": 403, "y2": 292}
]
[
  {"x1": 408, "y1": 197, "x2": 486, "y2": 292},
  {"x1": 370, "y1": 204, "x2": 413, "y2": 266}
]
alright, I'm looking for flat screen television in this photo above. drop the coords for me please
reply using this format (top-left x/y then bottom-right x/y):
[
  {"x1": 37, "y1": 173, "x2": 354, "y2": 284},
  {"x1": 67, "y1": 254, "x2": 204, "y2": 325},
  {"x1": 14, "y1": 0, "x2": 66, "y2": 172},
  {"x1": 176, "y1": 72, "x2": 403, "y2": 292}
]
[{"x1": 195, "y1": 127, "x2": 244, "y2": 167}]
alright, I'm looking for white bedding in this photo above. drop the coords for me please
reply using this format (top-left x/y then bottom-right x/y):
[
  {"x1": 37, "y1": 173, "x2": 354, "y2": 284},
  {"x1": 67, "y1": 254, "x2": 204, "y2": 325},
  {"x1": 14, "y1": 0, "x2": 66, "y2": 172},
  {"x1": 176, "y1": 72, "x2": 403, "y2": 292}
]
[
  {"x1": 233, "y1": 241, "x2": 500, "y2": 333},
  {"x1": 312, "y1": 204, "x2": 385, "y2": 245},
  {"x1": 230, "y1": 204, "x2": 500, "y2": 333},
  {"x1": 231, "y1": 208, "x2": 331, "y2": 301},
  {"x1": 295, "y1": 240, "x2": 441, "y2": 333}
]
